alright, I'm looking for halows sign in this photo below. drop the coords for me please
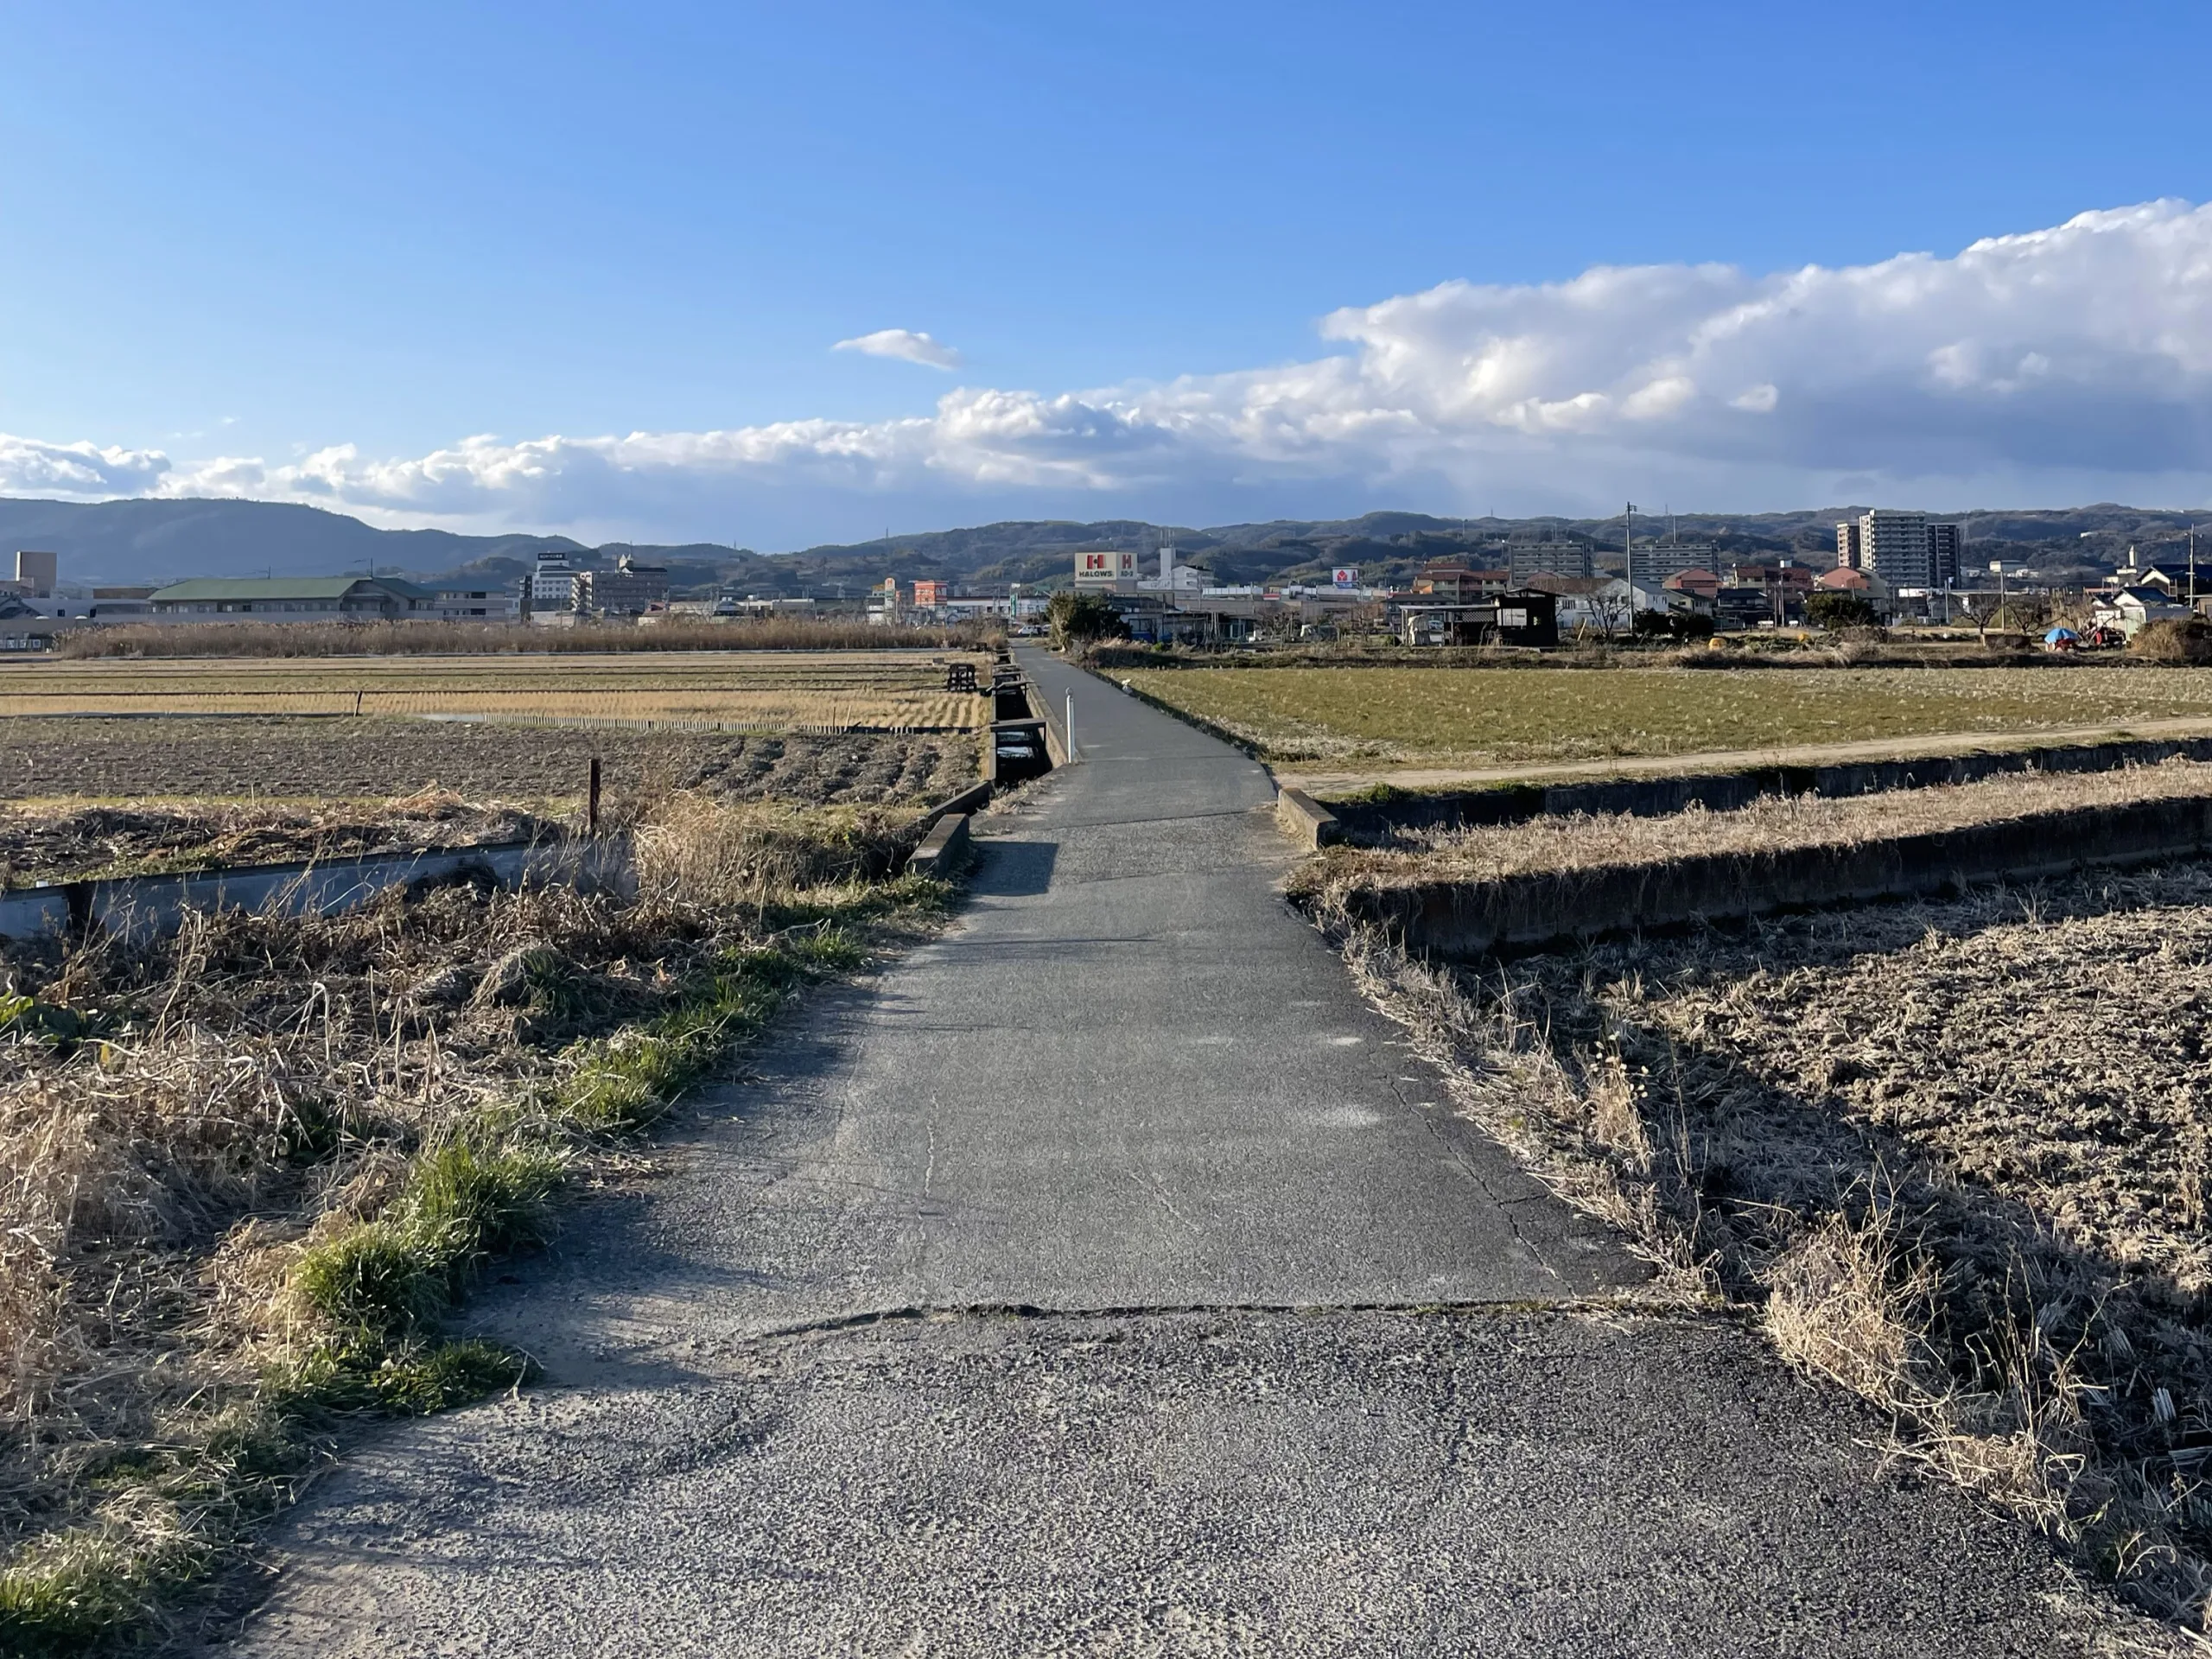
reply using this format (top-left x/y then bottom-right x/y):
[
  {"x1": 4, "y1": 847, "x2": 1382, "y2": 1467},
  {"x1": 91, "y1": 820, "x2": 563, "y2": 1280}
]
[
  {"x1": 1076, "y1": 550, "x2": 1139, "y2": 585},
  {"x1": 1332, "y1": 567, "x2": 1359, "y2": 590}
]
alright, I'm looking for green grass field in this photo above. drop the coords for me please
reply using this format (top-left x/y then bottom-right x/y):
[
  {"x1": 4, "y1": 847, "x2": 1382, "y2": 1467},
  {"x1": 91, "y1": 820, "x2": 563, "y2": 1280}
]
[{"x1": 1121, "y1": 665, "x2": 2212, "y2": 766}]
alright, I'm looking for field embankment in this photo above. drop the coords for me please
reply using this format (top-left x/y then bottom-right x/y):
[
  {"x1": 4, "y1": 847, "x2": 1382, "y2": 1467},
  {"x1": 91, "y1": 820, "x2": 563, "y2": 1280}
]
[
  {"x1": 0, "y1": 793, "x2": 953, "y2": 1652},
  {"x1": 1124, "y1": 664, "x2": 2212, "y2": 768},
  {"x1": 0, "y1": 794, "x2": 556, "y2": 889},
  {"x1": 1300, "y1": 766, "x2": 2212, "y2": 1629}
]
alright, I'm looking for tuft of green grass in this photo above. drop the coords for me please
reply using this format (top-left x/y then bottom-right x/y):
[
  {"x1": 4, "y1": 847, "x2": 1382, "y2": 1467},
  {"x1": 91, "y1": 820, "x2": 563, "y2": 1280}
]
[
  {"x1": 0, "y1": 1526, "x2": 207, "y2": 1656},
  {"x1": 0, "y1": 1335, "x2": 532, "y2": 1657},
  {"x1": 556, "y1": 926, "x2": 865, "y2": 1136},
  {"x1": 265, "y1": 1336, "x2": 535, "y2": 1419},
  {"x1": 293, "y1": 1139, "x2": 565, "y2": 1334}
]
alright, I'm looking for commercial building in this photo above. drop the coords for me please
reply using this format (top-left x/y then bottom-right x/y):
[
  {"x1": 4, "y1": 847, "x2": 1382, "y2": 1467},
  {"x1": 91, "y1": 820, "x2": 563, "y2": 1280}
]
[
  {"x1": 1073, "y1": 550, "x2": 1141, "y2": 588},
  {"x1": 581, "y1": 555, "x2": 669, "y2": 616},
  {"x1": 90, "y1": 586, "x2": 156, "y2": 622},
  {"x1": 525, "y1": 550, "x2": 585, "y2": 614},
  {"x1": 423, "y1": 582, "x2": 513, "y2": 620},
  {"x1": 10, "y1": 550, "x2": 56, "y2": 597},
  {"x1": 147, "y1": 575, "x2": 440, "y2": 620}
]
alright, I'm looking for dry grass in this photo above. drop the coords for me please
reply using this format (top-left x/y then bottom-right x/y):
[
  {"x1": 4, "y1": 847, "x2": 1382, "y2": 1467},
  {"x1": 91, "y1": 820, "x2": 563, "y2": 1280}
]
[
  {"x1": 0, "y1": 651, "x2": 993, "y2": 732},
  {"x1": 1298, "y1": 757, "x2": 2212, "y2": 895},
  {"x1": 0, "y1": 794, "x2": 945, "y2": 1646},
  {"x1": 57, "y1": 618, "x2": 988, "y2": 659},
  {"x1": 1126, "y1": 664, "x2": 2212, "y2": 766},
  {"x1": 1331, "y1": 865, "x2": 2212, "y2": 1630}
]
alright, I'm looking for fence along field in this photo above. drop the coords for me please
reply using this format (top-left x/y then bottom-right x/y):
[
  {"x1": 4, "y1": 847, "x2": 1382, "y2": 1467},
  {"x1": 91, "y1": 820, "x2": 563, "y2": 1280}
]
[
  {"x1": 0, "y1": 651, "x2": 995, "y2": 732},
  {"x1": 1121, "y1": 664, "x2": 2212, "y2": 766}
]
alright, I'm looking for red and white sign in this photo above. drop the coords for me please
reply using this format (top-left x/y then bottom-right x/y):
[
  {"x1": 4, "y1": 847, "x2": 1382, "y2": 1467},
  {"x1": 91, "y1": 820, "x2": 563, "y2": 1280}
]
[
  {"x1": 1332, "y1": 567, "x2": 1359, "y2": 589},
  {"x1": 1075, "y1": 550, "x2": 1138, "y2": 585}
]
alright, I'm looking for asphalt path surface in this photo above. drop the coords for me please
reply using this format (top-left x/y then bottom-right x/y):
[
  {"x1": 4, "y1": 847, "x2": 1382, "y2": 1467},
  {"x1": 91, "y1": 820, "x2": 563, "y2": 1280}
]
[{"x1": 212, "y1": 652, "x2": 2154, "y2": 1656}]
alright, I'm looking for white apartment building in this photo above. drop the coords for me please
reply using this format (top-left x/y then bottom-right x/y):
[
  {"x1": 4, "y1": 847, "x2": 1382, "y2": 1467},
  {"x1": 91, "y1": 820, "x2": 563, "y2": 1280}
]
[{"x1": 1839, "y1": 511, "x2": 1961, "y2": 590}]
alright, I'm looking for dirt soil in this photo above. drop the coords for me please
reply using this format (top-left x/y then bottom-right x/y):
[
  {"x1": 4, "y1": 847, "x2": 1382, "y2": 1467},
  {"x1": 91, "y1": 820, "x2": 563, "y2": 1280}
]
[
  {"x1": 0, "y1": 718, "x2": 978, "y2": 808},
  {"x1": 1421, "y1": 866, "x2": 2212, "y2": 1622},
  {"x1": 0, "y1": 796, "x2": 557, "y2": 888}
]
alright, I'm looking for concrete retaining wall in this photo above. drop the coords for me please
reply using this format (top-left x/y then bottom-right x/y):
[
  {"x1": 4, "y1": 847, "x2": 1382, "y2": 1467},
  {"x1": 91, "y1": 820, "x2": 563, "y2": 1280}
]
[
  {"x1": 918, "y1": 780, "x2": 992, "y2": 831},
  {"x1": 1275, "y1": 787, "x2": 1342, "y2": 849},
  {"x1": 1326, "y1": 734, "x2": 2212, "y2": 843},
  {"x1": 908, "y1": 813, "x2": 973, "y2": 877},
  {"x1": 0, "y1": 839, "x2": 631, "y2": 944},
  {"x1": 1338, "y1": 795, "x2": 2212, "y2": 960}
]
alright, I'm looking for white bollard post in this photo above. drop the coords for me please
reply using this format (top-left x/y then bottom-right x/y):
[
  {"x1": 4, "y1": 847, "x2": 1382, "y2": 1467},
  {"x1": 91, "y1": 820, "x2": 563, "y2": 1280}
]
[{"x1": 1065, "y1": 690, "x2": 1077, "y2": 761}]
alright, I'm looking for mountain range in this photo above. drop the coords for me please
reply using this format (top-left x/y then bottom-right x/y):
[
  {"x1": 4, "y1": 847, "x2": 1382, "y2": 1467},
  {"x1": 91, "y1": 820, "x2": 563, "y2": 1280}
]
[{"x1": 4, "y1": 496, "x2": 2208, "y2": 596}]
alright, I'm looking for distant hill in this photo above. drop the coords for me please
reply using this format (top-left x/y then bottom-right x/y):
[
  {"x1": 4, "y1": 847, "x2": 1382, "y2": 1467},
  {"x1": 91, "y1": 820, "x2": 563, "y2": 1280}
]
[
  {"x1": 4, "y1": 496, "x2": 2209, "y2": 595},
  {"x1": 0, "y1": 498, "x2": 584, "y2": 586}
]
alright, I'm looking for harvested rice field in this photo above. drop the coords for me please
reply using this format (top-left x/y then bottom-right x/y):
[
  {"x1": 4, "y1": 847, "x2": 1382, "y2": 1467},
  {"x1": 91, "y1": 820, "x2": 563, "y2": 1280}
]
[
  {"x1": 0, "y1": 650, "x2": 993, "y2": 730},
  {"x1": 0, "y1": 717, "x2": 977, "y2": 807},
  {"x1": 1338, "y1": 855, "x2": 2212, "y2": 1625},
  {"x1": 1299, "y1": 757, "x2": 2212, "y2": 893},
  {"x1": 1124, "y1": 664, "x2": 2212, "y2": 766}
]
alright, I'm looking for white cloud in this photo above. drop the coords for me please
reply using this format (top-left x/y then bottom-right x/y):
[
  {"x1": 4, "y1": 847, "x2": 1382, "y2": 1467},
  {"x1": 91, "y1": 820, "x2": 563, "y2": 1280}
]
[
  {"x1": 16, "y1": 199, "x2": 2212, "y2": 543},
  {"x1": 0, "y1": 435, "x2": 169, "y2": 498},
  {"x1": 832, "y1": 328, "x2": 963, "y2": 370}
]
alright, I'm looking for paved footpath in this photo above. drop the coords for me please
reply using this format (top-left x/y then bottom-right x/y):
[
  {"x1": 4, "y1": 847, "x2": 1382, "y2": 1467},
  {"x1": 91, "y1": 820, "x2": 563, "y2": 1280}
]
[{"x1": 213, "y1": 653, "x2": 2159, "y2": 1656}]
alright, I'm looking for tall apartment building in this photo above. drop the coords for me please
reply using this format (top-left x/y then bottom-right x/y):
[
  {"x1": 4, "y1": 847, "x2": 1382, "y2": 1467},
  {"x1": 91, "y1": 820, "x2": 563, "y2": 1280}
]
[
  {"x1": 1504, "y1": 539, "x2": 1594, "y2": 581},
  {"x1": 1637, "y1": 543, "x2": 1720, "y2": 582},
  {"x1": 1926, "y1": 522, "x2": 1961, "y2": 587},
  {"x1": 1835, "y1": 512, "x2": 1961, "y2": 589}
]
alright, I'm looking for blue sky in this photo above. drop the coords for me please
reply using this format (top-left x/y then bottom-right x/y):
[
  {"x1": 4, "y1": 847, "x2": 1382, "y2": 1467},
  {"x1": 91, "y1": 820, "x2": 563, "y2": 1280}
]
[{"x1": 4, "y1": 1, "x2": 2212, "y2": 547}]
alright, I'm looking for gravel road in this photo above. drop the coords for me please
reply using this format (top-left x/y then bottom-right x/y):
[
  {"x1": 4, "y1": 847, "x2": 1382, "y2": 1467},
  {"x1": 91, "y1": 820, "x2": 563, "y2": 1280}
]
[{"x1": 207, "y1": 652, "x2": 2166, "y2": 1656}]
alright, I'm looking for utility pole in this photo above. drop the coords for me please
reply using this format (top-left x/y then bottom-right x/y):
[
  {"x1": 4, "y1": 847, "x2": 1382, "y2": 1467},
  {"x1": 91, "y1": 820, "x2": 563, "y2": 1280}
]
[{"x1": 1624, "y1": 502, "x2": 1637, "y2": 592}]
